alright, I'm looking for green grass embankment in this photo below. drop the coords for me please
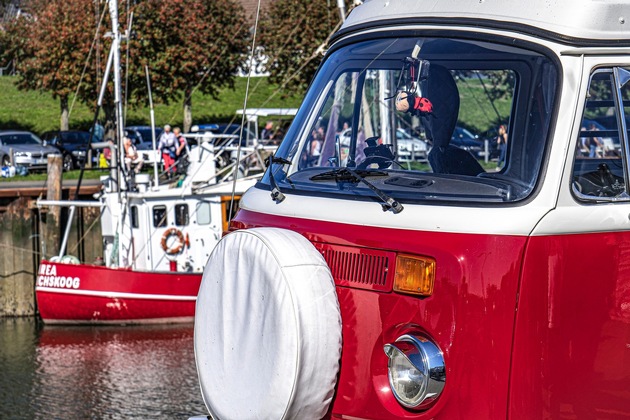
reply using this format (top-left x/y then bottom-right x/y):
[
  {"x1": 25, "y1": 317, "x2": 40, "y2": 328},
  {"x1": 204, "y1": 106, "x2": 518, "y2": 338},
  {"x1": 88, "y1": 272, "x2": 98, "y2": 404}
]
[
  {"x1": 0, "y1": 75, "x2": 511, "y2": 137},
  {"x1": 0, "y1": 76, "x2": 304, "y2": 134}
]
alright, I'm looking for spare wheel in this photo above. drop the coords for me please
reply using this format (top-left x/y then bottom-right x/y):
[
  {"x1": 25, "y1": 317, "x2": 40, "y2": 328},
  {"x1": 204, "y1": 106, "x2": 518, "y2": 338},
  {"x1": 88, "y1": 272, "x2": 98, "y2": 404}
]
[{"x1": 194, "y1": 227, "x2": 342, "y2": 420}]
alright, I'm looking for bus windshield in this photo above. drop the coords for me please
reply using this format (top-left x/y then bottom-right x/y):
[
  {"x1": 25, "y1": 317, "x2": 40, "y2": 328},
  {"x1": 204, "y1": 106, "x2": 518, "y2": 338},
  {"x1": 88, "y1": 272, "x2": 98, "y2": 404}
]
[{"x1": 267, "y1": 35, "x2": 558, "y2": 204}]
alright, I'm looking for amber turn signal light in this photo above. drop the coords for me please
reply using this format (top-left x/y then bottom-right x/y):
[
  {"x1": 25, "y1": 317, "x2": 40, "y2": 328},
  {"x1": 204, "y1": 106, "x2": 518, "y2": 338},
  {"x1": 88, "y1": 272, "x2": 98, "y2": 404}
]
[{"x1": 393, "y1": 254, "x2": 436, "y2": 296}]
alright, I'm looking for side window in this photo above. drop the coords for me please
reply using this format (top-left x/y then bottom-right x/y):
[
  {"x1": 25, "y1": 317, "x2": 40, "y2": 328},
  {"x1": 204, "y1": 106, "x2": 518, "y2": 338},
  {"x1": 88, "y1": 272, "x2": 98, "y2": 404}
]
[
  {"x1": 196, "y1": 202, "x2": 211, "y2": 225},
  {"x1": 175, "y1": 204, "x2": 189, "y2": 226},
  {"x1": 153, "y1": 205, "x2": 167, "y2": 227},
  {"x1": 573, "y1": 68, "x2": 629, "y2": 200}
]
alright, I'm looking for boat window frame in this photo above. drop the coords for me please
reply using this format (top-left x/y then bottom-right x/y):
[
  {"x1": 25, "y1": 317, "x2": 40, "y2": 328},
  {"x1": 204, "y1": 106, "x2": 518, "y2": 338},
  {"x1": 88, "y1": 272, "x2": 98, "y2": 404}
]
[
  {"x1": 131, "y1": 205, "x2": 139, "y2": 229},
  {"x1": 175, "y1": 203, "x2": 189, "y2": 227},
  {"x1": 196, "y1": 202, "x2": 212, "y2": 226},
  {"x1": 152, "y1": 205, "x2": 167, "y2": 228}
]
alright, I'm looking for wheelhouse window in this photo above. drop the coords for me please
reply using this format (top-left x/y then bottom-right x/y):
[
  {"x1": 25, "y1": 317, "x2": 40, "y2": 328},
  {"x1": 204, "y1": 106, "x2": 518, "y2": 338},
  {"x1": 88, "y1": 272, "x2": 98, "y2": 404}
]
[
  {"x1": 131, "y1": 205, "x2": 139, "y2": 229},
  {"x1": 196, "y1": 202, "x2": 211, "y2": 225},
  {"x1": 268, "y1": 36, "x2": 558, "y2": 204},
  {"x1": 572, "y1": 68, "x2": 630, "y2": 201},
  {"x1": 175, "y1": 204, "x2": 189, "y2": 226},
  {"x1": 153, "y1": 205, "x2": 167, "y2": 227}
]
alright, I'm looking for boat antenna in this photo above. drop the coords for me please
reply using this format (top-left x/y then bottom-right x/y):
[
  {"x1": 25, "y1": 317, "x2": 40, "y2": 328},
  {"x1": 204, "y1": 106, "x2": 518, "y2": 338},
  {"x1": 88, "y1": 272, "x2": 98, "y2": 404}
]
[
  {"x1": 146, "y1": 65, "x2": 160, "y2": 188},
  {"x1": 229, "y1": 0, "x2": 263, "y2": 223},
  {"x1": 337, "y1": 0, "x2": 346, "y2": 22},
  {"x1": 123, "y1": 11, "x2": 134, "y2": 125}
]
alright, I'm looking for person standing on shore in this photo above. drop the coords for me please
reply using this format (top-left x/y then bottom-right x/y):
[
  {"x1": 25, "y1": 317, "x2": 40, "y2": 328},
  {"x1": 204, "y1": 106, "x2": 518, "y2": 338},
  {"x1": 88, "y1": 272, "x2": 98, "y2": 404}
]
[
  {"x1": 157, "y1": 124, "x2": 177, "y2": 173},
  {"x1": 496, "y1": 124, "x2": 508, "y2": 167}
]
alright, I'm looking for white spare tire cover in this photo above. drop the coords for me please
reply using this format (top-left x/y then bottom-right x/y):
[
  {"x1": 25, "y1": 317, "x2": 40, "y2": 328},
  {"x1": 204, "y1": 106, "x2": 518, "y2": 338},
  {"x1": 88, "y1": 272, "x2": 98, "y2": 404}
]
[{"x1": 194, "y1": 227, "x2": 342, "y2": 420}]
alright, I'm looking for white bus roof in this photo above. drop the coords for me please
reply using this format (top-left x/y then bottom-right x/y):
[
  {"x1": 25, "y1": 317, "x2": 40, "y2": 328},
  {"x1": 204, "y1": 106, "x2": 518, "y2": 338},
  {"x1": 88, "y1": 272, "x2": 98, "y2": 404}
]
[{"x1": 343, "y1": 0, "x2": 630, "y2": 44}]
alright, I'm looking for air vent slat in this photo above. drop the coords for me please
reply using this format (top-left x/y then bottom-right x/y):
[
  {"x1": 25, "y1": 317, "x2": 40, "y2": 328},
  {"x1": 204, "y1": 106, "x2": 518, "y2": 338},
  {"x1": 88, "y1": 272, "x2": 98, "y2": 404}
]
[{"x1": 314, "y1": 243, "x2": 394, "y2": 292}]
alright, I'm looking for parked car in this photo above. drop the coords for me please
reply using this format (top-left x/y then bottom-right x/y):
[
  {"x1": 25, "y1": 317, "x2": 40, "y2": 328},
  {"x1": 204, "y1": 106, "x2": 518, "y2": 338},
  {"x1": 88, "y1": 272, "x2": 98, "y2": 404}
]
[
  {"x1": 40, "y1": 130, "x2": 95, "y2": 171},
  {"x1": 450, "y1": 126, "x2": 485, "y2": 156},
  {"x1": 396, "y1": 128, "x2": 429, "y2": 161},
  {"x1": 125, "y1": 126, "x2": 163, "y2": 151},
  {"x1": 337, "y1": 127, "x2": 430, "y2": 163},
  {"x1": 0, "y1": 130, "x2": 60, "y2": 170}
]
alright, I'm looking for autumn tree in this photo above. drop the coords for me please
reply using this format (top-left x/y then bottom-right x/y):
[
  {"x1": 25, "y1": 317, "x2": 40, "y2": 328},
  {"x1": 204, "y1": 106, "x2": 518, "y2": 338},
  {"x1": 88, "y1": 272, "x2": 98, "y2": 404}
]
[
  {"x1": 3, "y1": 0, "x2": 249, "y2": 134},
  {"x1": 257, "y1": 0, "x2": 353, "y2": 95},
  {"x1": 129, "y1": 0, "x2": 249, "y2": 132},
  {"x1": 3, "y1": 0, "x2": 100, "y2": 130}
]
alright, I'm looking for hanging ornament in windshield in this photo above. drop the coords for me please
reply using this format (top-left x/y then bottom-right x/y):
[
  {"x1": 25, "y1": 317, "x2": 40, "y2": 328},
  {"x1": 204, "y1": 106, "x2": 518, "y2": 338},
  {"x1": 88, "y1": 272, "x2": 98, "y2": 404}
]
[{"x1": 392, "y1": 41, "x2": 433, "y2": 116}]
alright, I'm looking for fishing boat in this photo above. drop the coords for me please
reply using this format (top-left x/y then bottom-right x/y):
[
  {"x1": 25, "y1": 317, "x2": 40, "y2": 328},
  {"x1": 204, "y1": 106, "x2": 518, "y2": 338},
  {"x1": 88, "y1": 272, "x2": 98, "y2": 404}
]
[
  {"x1": 35, "y1": 150, "x2": 262, "y2": 324},
  {"x1": 34, "y1": 0, "x2": 289, "y2": 325}
]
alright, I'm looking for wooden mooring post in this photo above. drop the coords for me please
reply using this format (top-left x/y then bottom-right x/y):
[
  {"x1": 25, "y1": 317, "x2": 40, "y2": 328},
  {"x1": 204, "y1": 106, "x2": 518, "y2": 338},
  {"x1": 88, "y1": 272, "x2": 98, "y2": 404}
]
[{"x1": 42, "y1": 155, "x2": 63, "y2": 260}]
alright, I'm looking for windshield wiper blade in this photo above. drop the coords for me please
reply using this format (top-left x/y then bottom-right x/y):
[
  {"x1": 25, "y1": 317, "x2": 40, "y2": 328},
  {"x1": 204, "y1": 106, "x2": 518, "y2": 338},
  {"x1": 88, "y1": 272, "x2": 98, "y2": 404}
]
[
  {"x1": 310, "y1": 168, "x2": 403, "y2": 214},
  {"x1": 310, "y1": 168, "x2": 388, "y2": 182}
]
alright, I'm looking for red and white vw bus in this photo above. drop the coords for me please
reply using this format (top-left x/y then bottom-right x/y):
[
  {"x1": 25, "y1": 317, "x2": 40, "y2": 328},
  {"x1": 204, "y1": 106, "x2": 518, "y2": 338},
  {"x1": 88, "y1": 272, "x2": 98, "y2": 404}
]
[{"x1": 193, "y1": 0, "x2": 630, "y2": 418}]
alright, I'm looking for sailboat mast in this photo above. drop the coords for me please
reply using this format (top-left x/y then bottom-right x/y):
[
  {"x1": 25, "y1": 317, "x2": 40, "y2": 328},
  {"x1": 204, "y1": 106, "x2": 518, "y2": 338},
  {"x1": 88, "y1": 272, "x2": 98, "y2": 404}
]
[
  {"x1": 106, "y1": 0, "x2": 131, "y2": 269},
  {"x1": 108, "y1": 0, "x2": 125, "y2": 189}
]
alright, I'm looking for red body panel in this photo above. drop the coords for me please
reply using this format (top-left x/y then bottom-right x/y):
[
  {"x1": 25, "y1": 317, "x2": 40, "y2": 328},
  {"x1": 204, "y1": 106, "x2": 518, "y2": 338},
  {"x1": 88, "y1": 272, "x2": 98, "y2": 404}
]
[
  {"x1": 510, "y1": 233, "x2": 630, "y2": 418},
  {"x1": 234, "y1": 210, "x2": 527, "y2": 419},
  {"x1": 36, "y1": 261, "x2": 201, "y2": 324},
  {"x1": 235, "y1": 210, "x2": 630, "y2": 418}
]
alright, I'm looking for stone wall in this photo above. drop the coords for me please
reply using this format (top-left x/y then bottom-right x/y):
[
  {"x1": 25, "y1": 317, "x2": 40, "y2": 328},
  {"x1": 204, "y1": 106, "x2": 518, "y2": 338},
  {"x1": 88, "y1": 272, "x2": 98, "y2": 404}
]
[{"x1": 0, "y1": 198, "x2": 36, "y2": 317}]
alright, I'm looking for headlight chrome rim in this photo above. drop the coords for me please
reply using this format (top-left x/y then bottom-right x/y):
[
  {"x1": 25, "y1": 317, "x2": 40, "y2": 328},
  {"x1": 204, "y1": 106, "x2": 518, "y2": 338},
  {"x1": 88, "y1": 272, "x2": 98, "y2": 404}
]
[{"x1": 384, "y1": 334, "x2": 445, "y2": 409}]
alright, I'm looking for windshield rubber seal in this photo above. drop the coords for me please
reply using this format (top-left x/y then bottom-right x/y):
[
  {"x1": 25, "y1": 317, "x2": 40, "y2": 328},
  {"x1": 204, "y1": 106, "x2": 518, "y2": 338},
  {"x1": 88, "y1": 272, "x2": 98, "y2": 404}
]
[{"x1": 264, "y1": 29, "x2": 563, "y2": 209}]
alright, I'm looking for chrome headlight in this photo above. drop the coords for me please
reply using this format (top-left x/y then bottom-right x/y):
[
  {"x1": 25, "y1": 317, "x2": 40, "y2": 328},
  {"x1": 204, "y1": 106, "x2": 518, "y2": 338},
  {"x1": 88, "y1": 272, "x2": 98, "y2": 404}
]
[
  {"x1": 13, "y1": 151, "x2": 29, "y2": 157},
  {"x1": 72, "y1": 150, "x2": 86, "y2": 157},
  {"x1": 383, "y1": 334, "x2": 445, "y2": 409}
]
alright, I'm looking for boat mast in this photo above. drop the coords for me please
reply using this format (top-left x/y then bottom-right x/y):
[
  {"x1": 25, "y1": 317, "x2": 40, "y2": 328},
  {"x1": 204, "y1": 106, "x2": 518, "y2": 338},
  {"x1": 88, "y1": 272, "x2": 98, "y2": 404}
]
[
  {"x1": 107, "y1": 0, "x2": 131, "y2": 268},
  {"x1": 108, "y1": 0, "x2": 125, "y2": 190}
]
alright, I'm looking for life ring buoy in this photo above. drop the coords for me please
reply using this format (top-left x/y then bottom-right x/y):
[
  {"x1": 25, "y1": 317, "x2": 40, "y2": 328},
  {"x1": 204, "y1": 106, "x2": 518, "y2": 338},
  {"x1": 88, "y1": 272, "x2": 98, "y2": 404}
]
[{"x1": 161, "y1": 227, "x2": 185, "y2": 255}]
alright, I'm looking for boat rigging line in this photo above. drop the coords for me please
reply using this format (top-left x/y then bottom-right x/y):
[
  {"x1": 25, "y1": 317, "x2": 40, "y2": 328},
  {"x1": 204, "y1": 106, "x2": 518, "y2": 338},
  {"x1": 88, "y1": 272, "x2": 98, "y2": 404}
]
[
  {"x1": 67, "y1": 1, "x2": 108, "y2": 120},
  {"x1": 475, "y1": 70, "x2": 503, "y2": 124},
  {"x1": 229, "y1": 0, "x2": 263, "y2": 223}
]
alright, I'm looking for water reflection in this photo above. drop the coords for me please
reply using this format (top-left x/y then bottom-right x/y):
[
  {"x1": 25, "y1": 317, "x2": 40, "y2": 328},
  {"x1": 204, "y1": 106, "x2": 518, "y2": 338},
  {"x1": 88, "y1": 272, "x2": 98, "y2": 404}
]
[{"x1": 0, "y1": 318, "x2": 206, "y2": 419}]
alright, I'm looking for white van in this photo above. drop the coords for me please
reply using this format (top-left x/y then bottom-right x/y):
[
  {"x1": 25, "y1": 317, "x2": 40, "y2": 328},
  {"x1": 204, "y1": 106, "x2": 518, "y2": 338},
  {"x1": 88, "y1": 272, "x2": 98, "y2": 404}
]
[{"x1": 193, "y1": 1, "x2": 630, "y2": 418}]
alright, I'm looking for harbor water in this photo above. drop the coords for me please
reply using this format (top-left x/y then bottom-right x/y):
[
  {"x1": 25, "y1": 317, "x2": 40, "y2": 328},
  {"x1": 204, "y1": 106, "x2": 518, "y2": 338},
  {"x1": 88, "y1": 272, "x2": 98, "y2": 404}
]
[{"x1": 0, "y1": 318, "x2": 206, "y2": 419}]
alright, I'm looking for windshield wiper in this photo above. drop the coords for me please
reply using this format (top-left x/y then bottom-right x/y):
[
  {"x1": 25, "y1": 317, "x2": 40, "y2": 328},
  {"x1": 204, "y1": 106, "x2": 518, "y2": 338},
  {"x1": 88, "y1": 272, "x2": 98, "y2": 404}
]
[
  {"x1": 264, "y1": 154, "x2": 291, "y2": 203},
  {"x1": 310, "y1": 168, "x2": 404, "y2": 214},
  {"x1": 310, "y1": 168, "x2": 388, "y2": 181}
]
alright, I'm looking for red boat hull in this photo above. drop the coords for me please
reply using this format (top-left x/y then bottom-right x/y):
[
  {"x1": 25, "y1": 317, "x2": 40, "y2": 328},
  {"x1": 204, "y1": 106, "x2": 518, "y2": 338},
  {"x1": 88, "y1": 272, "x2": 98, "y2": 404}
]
[{"x1": 35, "y1": 261, "x2": 201, "y2": 324}]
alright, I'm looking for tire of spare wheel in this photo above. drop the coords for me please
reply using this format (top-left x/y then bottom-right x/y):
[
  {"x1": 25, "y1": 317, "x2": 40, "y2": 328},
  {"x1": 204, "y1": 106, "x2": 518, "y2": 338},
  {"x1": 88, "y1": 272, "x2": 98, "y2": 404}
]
[{"x1": 194, "y1": 227, "x2": 342, "y2": 420}]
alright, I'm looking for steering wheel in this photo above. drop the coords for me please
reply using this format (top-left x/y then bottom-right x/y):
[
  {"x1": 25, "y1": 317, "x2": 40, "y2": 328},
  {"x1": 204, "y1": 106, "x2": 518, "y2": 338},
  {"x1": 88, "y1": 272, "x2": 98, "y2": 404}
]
[
  {"x1": 356, "y1": 155, "x2": 393, "y2": 170},
  {"x1": 574, "y1": 163, "x2": 625, "y2": 197}
]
